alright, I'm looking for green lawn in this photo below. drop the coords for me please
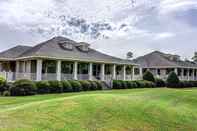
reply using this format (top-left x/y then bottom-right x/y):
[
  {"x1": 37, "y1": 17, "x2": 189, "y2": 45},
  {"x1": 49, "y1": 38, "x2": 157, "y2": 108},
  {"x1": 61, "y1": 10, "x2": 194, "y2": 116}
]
[{"x1": 1, "y1": 88, "x2": 197, "y2": 131}]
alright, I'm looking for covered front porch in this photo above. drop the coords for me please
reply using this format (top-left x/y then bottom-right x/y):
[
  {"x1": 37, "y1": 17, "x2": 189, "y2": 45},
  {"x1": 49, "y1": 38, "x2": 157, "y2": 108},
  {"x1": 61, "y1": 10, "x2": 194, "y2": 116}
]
[
  {"x1": 144, "y1": 68, "x2": 197, "y2": 81},
  {"x1": 0, "y1": 59, "x2": 142, "y2": 81}
]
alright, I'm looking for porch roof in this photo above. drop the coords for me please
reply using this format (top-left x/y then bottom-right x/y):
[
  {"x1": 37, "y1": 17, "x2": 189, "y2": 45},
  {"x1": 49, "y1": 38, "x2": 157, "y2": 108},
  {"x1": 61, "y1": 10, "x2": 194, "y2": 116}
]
[
  {"x1": 133, "y1": 51, "x2": 197, "y2": 69},
  {"x1": 0, "y1": 36, "x2": 138, "y2": 65},
  {"x1": 0, "y1": 45, "x2": 32, "y2": 60}
]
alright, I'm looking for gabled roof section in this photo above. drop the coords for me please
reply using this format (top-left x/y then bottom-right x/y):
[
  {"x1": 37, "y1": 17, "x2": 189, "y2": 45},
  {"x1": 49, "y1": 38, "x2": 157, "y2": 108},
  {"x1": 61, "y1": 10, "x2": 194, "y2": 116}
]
[
  {"x1": 15, "y1": 36, "x2": 137, "y2": 65},
  {"x1": 133, "y1": 51, "x2": 197, "y2": 68},
  {"x1": 0, "y1": 45, "x2": 32, "y2": 60}
]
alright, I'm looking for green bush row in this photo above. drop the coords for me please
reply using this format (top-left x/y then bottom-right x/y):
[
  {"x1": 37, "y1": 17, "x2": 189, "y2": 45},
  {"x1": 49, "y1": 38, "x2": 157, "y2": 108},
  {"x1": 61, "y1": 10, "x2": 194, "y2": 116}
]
[
  {"x1": 0, "y1": 79, "x2": 105, "y2": 96},
  {"x1": 112, "y1": 80, "x2": 156, "y2": 89}
]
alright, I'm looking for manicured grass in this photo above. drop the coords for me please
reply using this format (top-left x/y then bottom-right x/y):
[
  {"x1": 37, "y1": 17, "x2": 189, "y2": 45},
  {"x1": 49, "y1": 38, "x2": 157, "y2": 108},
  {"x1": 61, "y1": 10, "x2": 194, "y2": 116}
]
[{"x1": 1, "y1": 88, "x2": 197, "y2": 131}]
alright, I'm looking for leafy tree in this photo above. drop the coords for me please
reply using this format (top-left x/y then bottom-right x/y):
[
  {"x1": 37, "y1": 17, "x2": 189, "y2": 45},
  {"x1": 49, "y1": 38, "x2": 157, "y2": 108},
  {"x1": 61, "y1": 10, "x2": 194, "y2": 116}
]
[
  {"x1": 166, "y1": 71, "x2": 180, "y2": 88},
  {"x1": 192, "y1": 52, "x2": 197, "y2": 63},
  {"x1": 143, "y1": 70, "x2": 155, "y2": 82},
  {"x1": 127, "y1": 52, "x2": 133, "y2": 59}
]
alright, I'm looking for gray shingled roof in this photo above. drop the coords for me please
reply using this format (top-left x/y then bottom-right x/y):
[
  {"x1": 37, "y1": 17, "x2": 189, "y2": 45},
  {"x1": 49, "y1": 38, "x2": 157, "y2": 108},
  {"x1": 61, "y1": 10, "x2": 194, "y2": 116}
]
[
  {"x1": 0, "y1": 36, "x2": 137, "y2": 65},
  {"x1": 133, "y1": 51, "x2": 197, "y2": 68},
  {"x1": 0, "y1": 45, "x2": 32, "y2": 60}
]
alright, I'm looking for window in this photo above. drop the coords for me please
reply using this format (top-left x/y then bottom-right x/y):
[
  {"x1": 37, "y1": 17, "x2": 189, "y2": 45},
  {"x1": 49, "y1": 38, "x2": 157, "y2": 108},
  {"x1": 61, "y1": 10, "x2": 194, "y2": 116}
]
[
  {"x1": 61, "y1": 62, "x2": 73, "y2": 74},
  {"x1": 78, "y1": 45, "x2": 89, "y2": 52},
  {"x1": 134, "y1": 68, "x2": 140, "y2": 75},
  {"x1": 157, "y1": 69, "x2": 161, "y2": 75},
  {"x1": 59, "y1": 42, "x2": 73, "y2": 50},
  {"x1": 178, "y1": 68, "x2": 182, "y2": 76},
  {"x1": 64, "y1": 43, "x2": 73, "y2": 50}
]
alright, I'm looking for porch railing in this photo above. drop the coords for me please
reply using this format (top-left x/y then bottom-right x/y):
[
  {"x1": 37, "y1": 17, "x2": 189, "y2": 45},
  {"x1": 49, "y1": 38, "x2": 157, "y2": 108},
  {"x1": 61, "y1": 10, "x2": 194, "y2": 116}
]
[
  {"x1": 77, "y1": 74, "x2": 89, "y2": 80},
  {"x1": 42, "y1": 73, "x2": 57, "y2": 81},
  {"x1": 16, "y1": 73, "x2": 36, "y2": 81},
  {"x1": 126, "y1": 75, "x2": 132, "y2": 81},
  {"x1": 104, "y1": 75, "x2": 113, "y2": 81},
  {"x1": 61, "y1": 74, "x2": 74, "y2": 80},
  {"x1": 116, "y1": 75, "x2": 123, "y2": 80}
]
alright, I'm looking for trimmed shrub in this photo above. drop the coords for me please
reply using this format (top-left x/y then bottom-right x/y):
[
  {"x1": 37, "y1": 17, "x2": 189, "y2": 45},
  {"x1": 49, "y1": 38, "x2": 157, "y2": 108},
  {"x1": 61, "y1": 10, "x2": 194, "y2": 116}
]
[
  {"x1": 112, "y1": 80, "x2": 156, "y2": 89},
  {"x1": 134, "y1": 80, "x2": 156, "y2": 88},
  {"x1": 0, "y1": 76, "x2": 6, "y2": 93},
  {"x1": 121, "y1": 81, "x2": 128, "y2": 89},
  {"x1": 68, "y1": 80, "x2": 82, "y2": 92},
  {"x1": 79, "y1": 80, "x2": 91, "y2": 91},
  {"x1": 36, "y1": 81, "x2": 50, "y2": 94},
  {"x1": 134, "y1": 80, "x2": 145, "y2": 88},
  {"x1": 2, "y1": 90, "x2": 10, "y2": 96},
  {"x1": 10, "y1": 79, "x2": 36, "y2": 96},
  {"x1": 113, "y1": 80, "x2": 122, "y2": 89},
  {"x1": 88, "y1": 81, "x2": 98, "y2": 91},
  {"x1": 62, "y1": 81, "x2": 72, "y2": 92},
  {"x1": 48, "y1": 80, "x2": 63, "y2": 93},
  {"x1": 155, "y1": 78, "x2": 166, "y2": 87},
  {"x1": 179, "y1": 81, "x2": 197, "y2": 88},
  {"x1": 143, "y1": 81, "x2": 156, "y2": 88},
  {"x1": 166, "y1": 71, "x2": 180, "y2": 88},
  {"x1": 94, "y1": 81, "x2": 104, "y2": 90},
  {"x1": 143, "y1": 71, "x2": 155, "y2": 82},
  {"x1": 127, "y1": 81, "x2": 138, "y2": 89}
]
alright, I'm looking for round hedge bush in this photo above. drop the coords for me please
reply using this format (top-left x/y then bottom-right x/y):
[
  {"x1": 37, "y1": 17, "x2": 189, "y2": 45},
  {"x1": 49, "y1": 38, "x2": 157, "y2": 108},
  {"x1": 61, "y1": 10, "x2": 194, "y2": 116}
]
[
  {"x1": 113, "y1": 80, "x2": 122, "y2": 89},
  {"x1": 62, "y1": 81, "x2": 72, "y2": 92},
  {"x1": 88, "y1": 81, "x2": 98, "y2": 91},
  {"x1": 36, "y1": 81, "x2": 50, "y2": 94},
  {"x1": 10, "y1": 79, "x2": 36, "y2": 96},
  {"x1": 68, "y1": 80, "x2": 82, "y2": 92},
  {"x1": 94, "y1": 81, "x2": 103, "y2": 90},
  {"x1": 143, "y1": 70, "x2": 155, "y2": 82},
  {"x1": 48, "y1": 80, "x2": 63, "y2": 93},
  {"x1": 79, "y1": 80, "x2": 91, "y2": 91},
  {"x1": 155, "y1": 78, "x2": 166, "y2": 87},
  {"x1": 166, "y1": 71, "x2": 180, "y2": 88},
  {"x1": 0, "y1": 76, "x2": 6, "y2": 93}
]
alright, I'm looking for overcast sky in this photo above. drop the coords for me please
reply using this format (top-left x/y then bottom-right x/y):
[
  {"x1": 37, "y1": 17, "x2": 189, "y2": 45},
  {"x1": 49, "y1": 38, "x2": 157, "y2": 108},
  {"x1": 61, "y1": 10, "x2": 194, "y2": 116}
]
[{"x1": 0, "y1": 0, "x2": 197, "y2": 60}]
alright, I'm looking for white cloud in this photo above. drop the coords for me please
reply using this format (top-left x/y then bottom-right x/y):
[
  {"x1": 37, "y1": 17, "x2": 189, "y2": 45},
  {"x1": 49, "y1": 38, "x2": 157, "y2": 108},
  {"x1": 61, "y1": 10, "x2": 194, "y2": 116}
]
[
  {"x1": 159, "y1": 0, "x2": 197, "y2": 14},
  {"x1": 154, "y1": 32, "x2": 175, "y2": 40},
  {"x1": 0, "y1": 0, "x2": 196, "y2": 59}
]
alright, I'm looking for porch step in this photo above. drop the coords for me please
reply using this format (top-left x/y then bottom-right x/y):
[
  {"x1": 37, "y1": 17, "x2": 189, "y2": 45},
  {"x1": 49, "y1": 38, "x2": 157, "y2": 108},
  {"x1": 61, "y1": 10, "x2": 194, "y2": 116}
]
[{"x1": 101, "y1": 81, "x2": 112, "y2": 90}]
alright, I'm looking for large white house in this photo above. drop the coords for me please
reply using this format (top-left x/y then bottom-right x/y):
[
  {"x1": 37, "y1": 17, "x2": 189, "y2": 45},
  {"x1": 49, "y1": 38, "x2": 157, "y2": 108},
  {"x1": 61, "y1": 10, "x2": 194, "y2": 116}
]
[
  {"x1": 0, "y1": 36, "x2": 142, "y2": 81},
  {"x1": 133, "y1": 51, "x2": 197, "y2": 81}
]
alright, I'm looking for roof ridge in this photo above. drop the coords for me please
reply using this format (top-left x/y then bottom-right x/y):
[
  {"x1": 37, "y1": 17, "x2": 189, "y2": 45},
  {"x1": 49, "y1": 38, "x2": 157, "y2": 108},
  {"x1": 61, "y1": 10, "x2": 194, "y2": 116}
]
[{"x1": 18, "y1": 39, "x2": 54, "y2": 57}]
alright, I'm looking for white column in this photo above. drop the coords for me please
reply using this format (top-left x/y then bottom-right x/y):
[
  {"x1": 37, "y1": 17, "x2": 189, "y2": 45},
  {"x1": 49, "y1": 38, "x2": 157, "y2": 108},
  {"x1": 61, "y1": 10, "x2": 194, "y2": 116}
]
[
  {"x1": 187, "y1": 69, "x2": 190, "y2": 81},
  {"x1": 16, "y1": 61, "x2": 20, "y2": 73},
  {"x1": 174, "y1": 68, "x2": 178, "y2": 75},
  {"x1": 74, "y1": 61, "x2": 78, "y2": 80},
  {"x1": 101, "y1": 64, "x2": 105, "y2": 81},
  {"x1": 36, "y1": 59, "x2": 42, "y2": 81},
  {"x1": 139, "y1": 67, "x2": 143, "y2": 76},
  {"x1": 181, "y1": 68, "x2": 184, "y2": 80},
  {"x1": 89, "y1": 63, "x2": 93, "y2": 80},
  {"x1": 22, "y1": 61, "x2": 26, "y2": 73},
  {"x1": 123, "y1": 65, "x2": 126, "y2": 81},
  {"x1": 192, "y1": 69, "x2": 195, "y2": 81},
  {"x1": 132, "y1": 66, "x2": 135, "y2": 80},
  {"x1": 112, "y1": 64, "x2": 116, "y2": 80},
  {"x1": 57, "y1": 60, "x2": 61, "y2": 81},
  {"x1": 26, "y1": 61, "x2": 31, "y2": 73}
]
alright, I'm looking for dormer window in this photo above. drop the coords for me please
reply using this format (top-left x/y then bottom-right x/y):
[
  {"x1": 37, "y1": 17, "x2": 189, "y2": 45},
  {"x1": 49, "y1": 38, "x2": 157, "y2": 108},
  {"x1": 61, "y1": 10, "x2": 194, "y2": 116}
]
[
  {"x1": 77, "y1": 42, "x2": 90, "y2": 52},
  {"x1": 59, "y1": 41, "x2": 73, "y2": 50}
]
